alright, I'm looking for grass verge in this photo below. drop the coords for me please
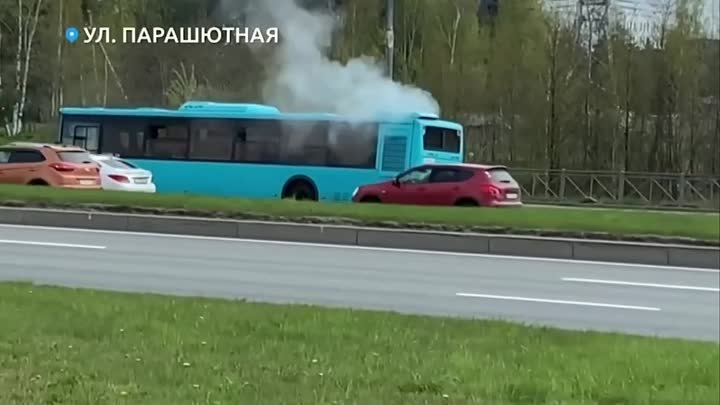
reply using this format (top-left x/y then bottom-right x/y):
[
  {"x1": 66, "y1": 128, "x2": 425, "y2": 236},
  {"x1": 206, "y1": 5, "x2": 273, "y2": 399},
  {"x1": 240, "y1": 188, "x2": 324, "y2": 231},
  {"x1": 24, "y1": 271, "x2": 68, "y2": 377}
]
[
  {"x1": 1, "y1": 184, "x2": 718, "y2": 243},
  {"x1": 0, "y1": 128, "x2": 56, "y2": 143},
  {"x1": 0, "y1": 282, "x2": 717, "y2": 405}
]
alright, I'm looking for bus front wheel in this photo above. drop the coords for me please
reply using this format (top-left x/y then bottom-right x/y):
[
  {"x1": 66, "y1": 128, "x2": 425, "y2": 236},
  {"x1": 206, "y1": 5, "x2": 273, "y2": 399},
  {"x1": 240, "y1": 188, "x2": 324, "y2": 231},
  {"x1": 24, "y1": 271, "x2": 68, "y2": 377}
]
[{"x1": 282, "y1": 179, "x2": 318, "y2": 201}]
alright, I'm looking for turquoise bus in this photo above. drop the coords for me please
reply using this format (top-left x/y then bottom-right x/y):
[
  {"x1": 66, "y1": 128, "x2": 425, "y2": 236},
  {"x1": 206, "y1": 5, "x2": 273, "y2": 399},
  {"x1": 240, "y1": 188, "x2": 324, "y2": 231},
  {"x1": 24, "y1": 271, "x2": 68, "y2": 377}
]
[{"x1": 57, "y1": 101, "x2": 464, "y2": 201}]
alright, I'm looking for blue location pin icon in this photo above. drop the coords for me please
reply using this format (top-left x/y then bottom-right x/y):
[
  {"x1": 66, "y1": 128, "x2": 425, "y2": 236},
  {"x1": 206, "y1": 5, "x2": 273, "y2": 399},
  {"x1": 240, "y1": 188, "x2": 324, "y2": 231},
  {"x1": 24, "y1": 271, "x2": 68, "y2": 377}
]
[{"x1": 65, "y1": 27, "x2": 79, "y2": 43}]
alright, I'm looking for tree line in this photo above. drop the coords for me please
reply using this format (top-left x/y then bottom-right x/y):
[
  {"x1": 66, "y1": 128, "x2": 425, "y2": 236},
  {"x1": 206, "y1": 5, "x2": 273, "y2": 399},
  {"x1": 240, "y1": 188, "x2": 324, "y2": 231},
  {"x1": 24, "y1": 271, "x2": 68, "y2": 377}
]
[{"x1": 0, "y1": 0, "x2": 718, "y2": 174}]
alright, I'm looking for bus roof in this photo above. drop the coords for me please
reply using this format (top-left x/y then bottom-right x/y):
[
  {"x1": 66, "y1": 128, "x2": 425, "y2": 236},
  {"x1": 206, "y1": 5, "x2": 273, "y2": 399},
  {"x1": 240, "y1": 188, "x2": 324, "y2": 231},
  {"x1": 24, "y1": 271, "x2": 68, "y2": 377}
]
[{"x1": 58, "y1": 101, "x2": 460, "y2": 128}]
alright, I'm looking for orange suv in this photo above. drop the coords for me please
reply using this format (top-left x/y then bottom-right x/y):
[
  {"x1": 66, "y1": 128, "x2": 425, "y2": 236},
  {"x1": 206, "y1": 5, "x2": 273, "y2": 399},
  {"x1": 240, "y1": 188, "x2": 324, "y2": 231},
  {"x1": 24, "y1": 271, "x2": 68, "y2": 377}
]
[{"x1": 0, "y1": 142, "x2": 101, "y2": 188}]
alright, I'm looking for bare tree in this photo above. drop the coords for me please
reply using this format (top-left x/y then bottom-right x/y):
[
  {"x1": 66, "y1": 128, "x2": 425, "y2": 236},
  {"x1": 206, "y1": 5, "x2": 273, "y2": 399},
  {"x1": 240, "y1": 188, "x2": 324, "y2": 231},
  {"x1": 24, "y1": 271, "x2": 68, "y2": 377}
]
[
  {"x1": 0, "y1": 26, "x2": 4, "y2": 106},
  {"x1": 50, "y1": 0, "x2": 64, "y2": 118},
  {"x1": 436, "y1": 0, "x2": 462, "y2": 67},
  {"x1": 4, "y1": 0, "x2": 43, "y2": 136}
]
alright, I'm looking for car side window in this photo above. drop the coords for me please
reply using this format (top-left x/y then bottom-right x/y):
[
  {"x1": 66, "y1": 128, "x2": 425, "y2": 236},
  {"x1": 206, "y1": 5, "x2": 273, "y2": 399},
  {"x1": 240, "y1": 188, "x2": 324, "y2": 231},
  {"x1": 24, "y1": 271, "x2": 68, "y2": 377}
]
[
  {"x1": 0, "y1": 150, "x2": 10, "y2": 163},
  {"x1": 459, "y1": 169, "x2": 475, "y2": 181},
  {"x1": 398, "y1": 167, "x2": 432, "y2": 184},
  {"x1": 8, "y1": 150, "x2": 46, "y2": 163},
  {"x1": 430, "y1": 168, "x2": 461, "y2": 183},
  {"x1": 429, "y1": 168, "x2": 474, "y2": 183},
  {"x1": 430, "y1": 168, "x2": 473, "y2": 183}
]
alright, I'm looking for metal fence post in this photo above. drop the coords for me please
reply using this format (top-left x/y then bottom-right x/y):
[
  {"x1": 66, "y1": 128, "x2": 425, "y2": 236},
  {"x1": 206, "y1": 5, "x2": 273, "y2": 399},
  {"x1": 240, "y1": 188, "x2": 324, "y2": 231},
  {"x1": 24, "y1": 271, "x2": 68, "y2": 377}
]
[
  {"x1": 559, "y1": 169, "x2": 566, "y2": 199},
  {"x1": 617, "y1": 170, "x2": 625, "y2": 203},
  {"x1": 678, "y1": 173, "x2": 686, "y2": 206}
]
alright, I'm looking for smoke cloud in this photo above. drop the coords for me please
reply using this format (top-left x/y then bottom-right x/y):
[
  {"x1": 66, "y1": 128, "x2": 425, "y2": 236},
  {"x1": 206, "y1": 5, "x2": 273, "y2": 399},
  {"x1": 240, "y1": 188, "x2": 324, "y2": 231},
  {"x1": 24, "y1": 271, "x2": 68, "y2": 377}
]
[{"x1": 218, "y1": 0, "x2": 440, "y2": 118}]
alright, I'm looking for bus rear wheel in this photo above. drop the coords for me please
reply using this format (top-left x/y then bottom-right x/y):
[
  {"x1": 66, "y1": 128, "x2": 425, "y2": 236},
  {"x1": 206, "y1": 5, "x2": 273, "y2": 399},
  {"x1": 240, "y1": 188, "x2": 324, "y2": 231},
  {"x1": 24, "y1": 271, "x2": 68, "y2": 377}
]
[{"x1": 282, "y1": 180, "x2": 318, "y2": 201}]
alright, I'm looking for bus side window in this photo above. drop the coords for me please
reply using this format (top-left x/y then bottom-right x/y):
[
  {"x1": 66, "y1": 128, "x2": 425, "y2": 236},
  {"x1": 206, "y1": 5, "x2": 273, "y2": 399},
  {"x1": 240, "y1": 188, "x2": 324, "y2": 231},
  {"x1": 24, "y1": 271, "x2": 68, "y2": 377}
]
[
  {"x1": 279, "y1": 121, "x2": 328, "y2": 166},
  {"x1": 239, "y1": 121, "x2": 280, "y2": 164},
  {"x1": 327, "y1": 122, "x2": 378, "y2": 168},
  {"x1": 233, "y1": 128, "x2": 248, "y2": 161},
  {"x1": 147, "y1": 123, "x2": 189, "y2": 159},
  {"x1": 189, "y1": 119, "x2": 235, "y2": 161},
  {"x1": 423, "y1": 128, "x2": 444, "y2": 151},
  {"x1": 103, "y1": 124, "x2": 145, "y2": 158},
  {"x1": 423, "y1": 127, "x2": 460, "y2": 154}
]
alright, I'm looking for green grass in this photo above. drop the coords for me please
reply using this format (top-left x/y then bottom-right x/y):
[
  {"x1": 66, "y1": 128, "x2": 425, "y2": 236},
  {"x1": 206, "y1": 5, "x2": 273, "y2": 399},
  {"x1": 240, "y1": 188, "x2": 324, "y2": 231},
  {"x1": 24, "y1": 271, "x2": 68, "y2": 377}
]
[
  {"x1": 0, "y1": 184, "x2": 718, "y2": 241},
  {"x1": 0, "y1": 126, "x2": 56, "y2": 143},
  {"x1": 0, "y1": 282, "x2": 717, "y2": 405}
]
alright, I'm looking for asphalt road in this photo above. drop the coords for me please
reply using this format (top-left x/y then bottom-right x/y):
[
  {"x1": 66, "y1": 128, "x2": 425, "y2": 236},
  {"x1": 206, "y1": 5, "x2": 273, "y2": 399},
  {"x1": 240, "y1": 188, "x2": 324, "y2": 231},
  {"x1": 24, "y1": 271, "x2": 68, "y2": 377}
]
[{"x1": 0, "y1": 224, "x2": 718, "y2": 342}]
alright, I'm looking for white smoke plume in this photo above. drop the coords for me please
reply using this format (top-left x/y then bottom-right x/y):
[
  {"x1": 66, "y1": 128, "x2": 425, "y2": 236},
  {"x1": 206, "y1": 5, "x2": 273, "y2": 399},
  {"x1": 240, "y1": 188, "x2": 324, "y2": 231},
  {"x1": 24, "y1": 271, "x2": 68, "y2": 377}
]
[{"x1": 218, "y1": 0, "x2": 440, "y2": 118}]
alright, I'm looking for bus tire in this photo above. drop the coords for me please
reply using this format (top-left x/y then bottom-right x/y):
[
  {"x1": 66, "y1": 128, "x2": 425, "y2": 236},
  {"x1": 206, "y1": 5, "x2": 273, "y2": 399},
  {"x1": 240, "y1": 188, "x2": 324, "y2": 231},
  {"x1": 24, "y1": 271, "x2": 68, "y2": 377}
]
[{"x1": 282, "y1": 179, "x2": 318, "y2": 201}]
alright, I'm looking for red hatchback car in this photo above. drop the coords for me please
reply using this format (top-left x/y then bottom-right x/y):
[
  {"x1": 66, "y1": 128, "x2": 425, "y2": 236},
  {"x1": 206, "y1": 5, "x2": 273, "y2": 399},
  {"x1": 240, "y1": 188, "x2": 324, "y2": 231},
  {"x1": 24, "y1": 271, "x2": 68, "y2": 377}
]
[{"x1": 352, "y1": 163, "x2": 522, "y2": 207}]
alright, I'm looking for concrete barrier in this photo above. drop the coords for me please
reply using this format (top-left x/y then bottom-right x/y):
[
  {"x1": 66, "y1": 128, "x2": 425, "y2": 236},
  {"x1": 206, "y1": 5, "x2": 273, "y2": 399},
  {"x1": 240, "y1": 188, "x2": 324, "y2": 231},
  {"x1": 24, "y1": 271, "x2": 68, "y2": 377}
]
[
  {"x1": 0, "y1": 206, "x2": 717, "y2": 270},
  {"x1": 572, "y1": 240, "x2": 670, "y2": 266},
  {"x1": 5, "y1": 208, "x2": 131, "y2": 231},
  {"x1": 489, "y1": 236, "x2": 572, "y2": 259},
  {"x1": 126, "y1": 215, "x2": 238, "y2": 237},
  {"x1": 237, "y1": 221, "x2": 358, "y2": 245},
  {"x1": 667, "y1": 246, "x2": 720, "y2": 269},
  {"x1": 357, "y1": 228, "x2": 491, "y2": 253}
]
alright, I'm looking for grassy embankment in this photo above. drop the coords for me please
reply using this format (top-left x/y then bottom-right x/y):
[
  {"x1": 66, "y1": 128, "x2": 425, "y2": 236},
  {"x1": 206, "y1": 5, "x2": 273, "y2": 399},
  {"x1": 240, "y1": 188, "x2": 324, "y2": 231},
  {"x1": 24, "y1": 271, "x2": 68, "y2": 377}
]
[
  {"x1": 0, "y1": 282, "x2": 717, "y2": 405},
  {"x1": 0, "y1": 127, "x2": 55, "y2": 143},
  {"x1": 0, "y1": 184, "x2": 718, "y2": 242}
]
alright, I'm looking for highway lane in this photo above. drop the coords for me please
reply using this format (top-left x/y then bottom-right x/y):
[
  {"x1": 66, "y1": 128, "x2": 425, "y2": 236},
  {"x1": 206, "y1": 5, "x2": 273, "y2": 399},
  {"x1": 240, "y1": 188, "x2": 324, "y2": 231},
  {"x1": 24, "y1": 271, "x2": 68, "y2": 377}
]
[{"x1": 0, "y1": 224, "x2": 718, "y2": 341}]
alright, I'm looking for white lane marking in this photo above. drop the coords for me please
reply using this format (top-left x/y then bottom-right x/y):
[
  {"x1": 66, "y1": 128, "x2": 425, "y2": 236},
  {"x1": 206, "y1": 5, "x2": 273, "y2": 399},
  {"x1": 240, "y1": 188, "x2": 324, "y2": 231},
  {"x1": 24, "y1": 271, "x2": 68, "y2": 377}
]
[
  {"x1": 0, "y1": 239, "x2": 106, "y2": 250},
  {"x1": 0, "y1": 223, "x2": 717, "y2": 273},
  {"x1": 562, "y1": 277, "x2": 720, "y2": 292},
  {"x1": 456, "y1": 292, "x2": 661, "y2": 311}
]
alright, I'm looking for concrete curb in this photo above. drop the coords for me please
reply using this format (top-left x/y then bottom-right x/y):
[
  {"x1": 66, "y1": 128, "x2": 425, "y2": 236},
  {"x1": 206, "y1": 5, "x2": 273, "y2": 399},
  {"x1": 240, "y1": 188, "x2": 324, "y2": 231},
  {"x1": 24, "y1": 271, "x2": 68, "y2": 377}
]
[{"x1": 0, "y1": 206, "x2": 718, "y2": 270}]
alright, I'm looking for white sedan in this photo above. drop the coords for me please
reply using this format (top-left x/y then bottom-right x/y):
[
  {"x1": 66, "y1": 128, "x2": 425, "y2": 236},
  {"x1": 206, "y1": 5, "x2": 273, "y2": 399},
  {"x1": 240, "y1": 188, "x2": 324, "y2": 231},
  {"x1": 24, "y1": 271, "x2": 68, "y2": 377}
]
[{"x1": 90, "y1": 154, "x2": 157, "y2": 193}]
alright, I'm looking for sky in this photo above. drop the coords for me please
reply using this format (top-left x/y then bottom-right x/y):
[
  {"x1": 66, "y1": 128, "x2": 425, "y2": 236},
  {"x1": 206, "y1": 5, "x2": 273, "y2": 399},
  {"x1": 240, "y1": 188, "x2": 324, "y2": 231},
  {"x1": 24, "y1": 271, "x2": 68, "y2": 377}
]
[
  {"x1": 545, "y1": 0, "x2": 719, "y2": 39},
  {"x1": 637, "y1": 0, "x2": 719, "y2": 36}
]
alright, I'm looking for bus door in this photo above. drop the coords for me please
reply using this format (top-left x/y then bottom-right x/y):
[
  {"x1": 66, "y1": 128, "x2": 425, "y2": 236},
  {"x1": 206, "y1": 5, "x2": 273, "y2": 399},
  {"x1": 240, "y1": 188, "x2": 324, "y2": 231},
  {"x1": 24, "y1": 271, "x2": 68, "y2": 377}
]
[{"x1": 62, "y1": 122, "x2": 101, "y2": 153}]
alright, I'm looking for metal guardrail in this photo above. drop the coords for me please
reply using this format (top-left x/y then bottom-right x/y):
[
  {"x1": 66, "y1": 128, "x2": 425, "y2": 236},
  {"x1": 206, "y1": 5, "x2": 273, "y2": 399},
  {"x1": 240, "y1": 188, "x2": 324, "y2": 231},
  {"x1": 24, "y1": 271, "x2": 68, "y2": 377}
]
[{"x1": 511, "y1": 169, "x2": 720, "y2": 210}]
